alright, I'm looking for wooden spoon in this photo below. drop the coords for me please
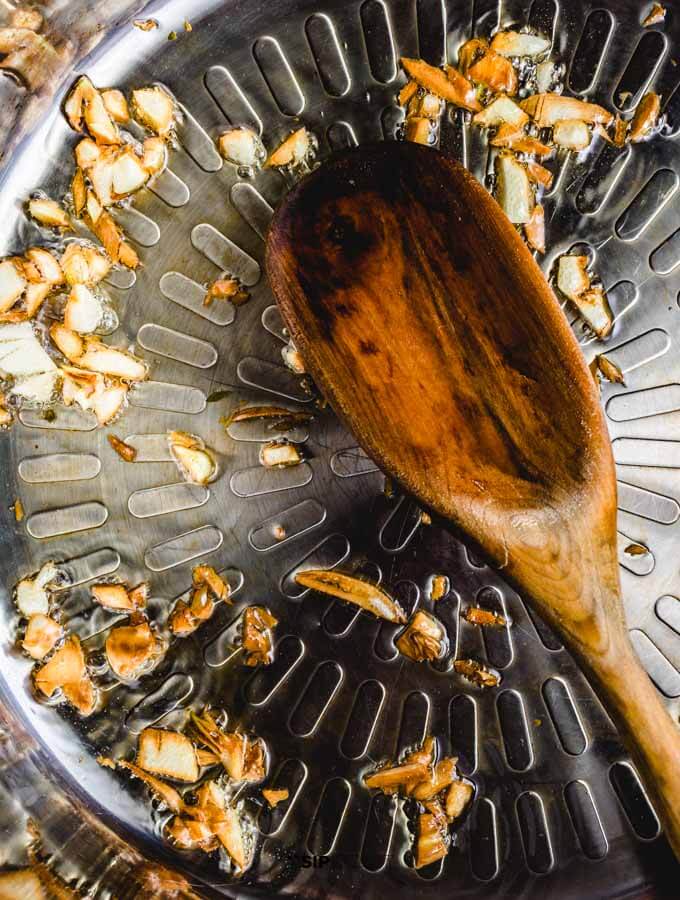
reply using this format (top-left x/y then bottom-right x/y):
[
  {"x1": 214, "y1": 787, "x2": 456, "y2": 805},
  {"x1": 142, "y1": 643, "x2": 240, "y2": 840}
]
[{"x1": 266, "y1": 142, "x2": 680, "y2": 857}]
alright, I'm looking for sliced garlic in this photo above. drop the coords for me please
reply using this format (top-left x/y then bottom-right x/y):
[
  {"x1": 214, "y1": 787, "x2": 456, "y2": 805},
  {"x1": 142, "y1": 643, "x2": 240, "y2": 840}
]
[
  {"x1": 495, "y1": 154, "x2": 534, "y2": 224},
  {"x1": 472, "y1": 94, "x2": 529, "y2": 128},
  {"x1": 63, "y1": 284, "x2": 104, "y2": 333},
  {"x1": 400, "y1": 57, "x2": 481, "y2": 112},
  {"x1": 0, "y1": 259, "x2": 26, "y2": 313},
  {"x1": 22, "y1": 613, "x2": 62, "y2": 660},
  {"x1": 105, "y1": 618, "x2": 164, "y2": 680},
  {"x1": 74, "y1": 137, "x2": 101, "y2": 170},
  {"x1": 34, "y1": 634, "x2": 97, "y2": 715},
  {"x1": 294, "y1": 569, "x2": 407, "y2": 623},
  {"x1": 0, "y1": 322, "x2": 57, "y2": 378},
  {"x1": 131, "y1": 86, "x2": 175, "y2": 136},
  {"x1": 15, "y1": 561, "x2": 59, "y2": 617},
  {"x1": 101, "y1": 88, "x2": 129, "y2": 123},
  {"x1": 141, "y1": 136, "x2": 167, "y2": 174},
  {"x1": 137, "y1": 728, "x2": 199, "y2": 783},
  {"x1": 78, "y1": 340, "x2": 147, "y2": 380},
  {"x1": 218, "y1": 127, "x2": 266, "y2": 168},
  {"x1": 281, "y1": 342, "x2": 306, "y2": 374},
  {"x1": 267, "y1": 126, "x2": 315, "y2": 168},
  {"x1": 556, "y1": 255, "x2": 590, "y2": 301},
  {"x1": 520, "y1": 93, "x2": 613, "y2": 127},
  {"x1": 553, "y1": 119, "x2": 591, "y2": 151},
  {"x1": 27, "y1": 197, "x2": 70, "y2": 229},
  {"x1": 111, "y1": 148, "x2": 149, "y2": 197},
  {"x1": 25, "y1": 247, "x2": 63, "y2": 285},
  {"x1": 489, "y1": 30, "x2": 551, "y2": 58},
  {"x1": 168, "y1": 431, "x2": 217, "y2": 484},
  {"x1": 260, "y1": 440, "x2": 304, "y2": 468},
  {"x1": 10, "y1": 370, "x2": 59, "y2": 404}
]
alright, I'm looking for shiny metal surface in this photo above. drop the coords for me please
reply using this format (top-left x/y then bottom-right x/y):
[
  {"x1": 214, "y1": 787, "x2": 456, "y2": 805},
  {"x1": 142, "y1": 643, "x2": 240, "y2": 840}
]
[{"x1": 0, "y1": 0, "x2": 679, "y2": 896}]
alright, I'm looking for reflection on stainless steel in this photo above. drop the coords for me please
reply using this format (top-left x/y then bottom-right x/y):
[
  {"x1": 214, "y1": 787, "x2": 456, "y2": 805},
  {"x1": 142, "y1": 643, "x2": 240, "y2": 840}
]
[{"x1": 0, "y1": 0, "x2": 679, "y2": 895}]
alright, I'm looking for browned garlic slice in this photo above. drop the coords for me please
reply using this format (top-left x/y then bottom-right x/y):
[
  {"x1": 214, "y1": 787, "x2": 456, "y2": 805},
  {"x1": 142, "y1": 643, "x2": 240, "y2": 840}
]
[
  {"x1": 281, "y1": 341, "x2": 306, "y2": 374},
  {"x1": 464, "y1": 606, "x2": 507, "y2": 627},
  {"x1": 106, "y1": 758, "x2": 185, "y2": 813},
  {"x1": 414, "y1": 805, "x2": 450, "y2": 869},
  {"x1": 131, "y1": 86, "x2": 176, "y2": 136},
  {"x1": 14, "y1": 561, "x2": 59, "y2": 617},
  {"x1": 108, "y1": 433, "x2": 137, "y2": 461},
  {"x1": 192, "y1": 781, "x2": 249, "y2": 871},
  {"x1": 133, "y1": 18, "x2": 159, "y2": 31},
  {"x1": 524, "y1": 203, "x2": 545, "y2": 253},
  {"x1": 407, "y1": 91, "x2": 444, "y2": 119},
  {"x1": 262, "y1": 788, "x2": 289, "y2": 808},
  {"x1": 267, "y1": 126, "x2": 315, "y2": 168},
  {"x1": 27, "y1": 198, "x2": 70, "y2": 229},
  {"x1": 495, "y1": 154, "x2": 534, "y2": 224},
  {"x1": 468, "y1": 49, "x2": 518, "y2": 95},
  {"x1": 22, "y1": 614, "x2": 62, "y2": 661},
  {"x1": 190, "y1": 710, "x2": 266, "y2": 782},
  {"x1": 430, "y1": 574, "x2": 449, "y2": 602},
  {"x1": 629, "y1": 92, "x2": 661, "y2": 142},
  {"x1": 226, "y1": 405, "x2": 314, "y2": 427},
  {"x1": 556, "y1": 255, "x2": 613, "y2": 338},
  {"x1": 260, "y1": 440, "x2": 304, "y2": 468},
  {"x1": 166, "y1": 816, "x2": 218, "y2": 851},
  {"x1": 409, "y1": 757, "x2": 458, "y2": 801},
  {"x1": 396, "y1": 610, "x2": 447, "y2": 662},
  {"x1": 526, "y1": 161, "x2": 553, "y2": 188},
  {"x1": 454, "y1": 658, "x2": 500, "y2": 688},
  {"x1": 101, "y1": 89, "x2": 129, "y2": 123},
  {"x1": 169, "y1": 584, "x2": 215, "y2": 636},
  {"x1": 364, "y1": 759, "x2": 431, "y2": 794},
  {"x1": 472, "y1": 95, "x2": 529, "y2": 128},
  {"x1": 92, "y1": 582, "x2": 147, "y2": 612},
  {"x1": 553, "y1": 119, "x2": 591, "y2": 151},
  {"x1": 137, "y1": 728, "x2": 199, "y2": 783},
  {"x1": 400, "y1": 57, "x2": 481, "y2": 111},
  {"x1": 489, "y1": 30, "x2": 550, "y2": 59},
  {"x1": 218, "y1": 127, "x2": 266, "y2": 168},
  {"x1": 168, "y1": 430, "x2": 217, "y2": 484},
  {"x1": 241, "y1": 606, "x2": 278, "y2": 666},
  {"x1": 404, "y1": 117, "x2": 434, "y2": 145},
  {"x1": 521, "y1": 93, "x2": 613, "y2": 127},
  {"x1": 60, "y1": 243, "x2": 111, "y2": 285},
  {"x1": 141, "y1": 137, "x2": 167, "y2": 175},
  {"x1": 296, "y1": 570, "x2": 407, "y2": 623},
  {"x1": 78, "y1": 339, "x2": 147, "y2": 380},
  {"x1": 34, "y1": 634, "x2": 97, "y2": 715},
  {"x1": 203, "y1": 277, "x2": 249, "y2": 306},
  {"x1": 593, "y1": 354, "x2": 625, "y2": 385},
  {"x1": 556, "y1": 255, "x2": 590, "y2": 300},
  {"x1": 105, "y1": 618, "x2": 164, "y2": 680},
  {"x1": 65, "y1": 76, "x2": 121, "y2": 145},
  {"x1": 193, "y1": 565, "x2": 230, "y2": 601},
  {"x1": 444, "y1": 779, "x2": 474, "y2": 820},
  {"x1": 643, "y1": 3, "x2": 666, "y2": 27},
  {"x1": 25, "y1": 247, "x2": 63, "y2": 285}
]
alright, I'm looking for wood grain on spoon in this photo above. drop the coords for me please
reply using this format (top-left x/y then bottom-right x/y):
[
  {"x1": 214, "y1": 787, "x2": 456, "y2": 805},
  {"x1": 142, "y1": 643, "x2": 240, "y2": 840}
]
[{"x1": 266, "y1": 142, "x2": 680, "y2": 858}]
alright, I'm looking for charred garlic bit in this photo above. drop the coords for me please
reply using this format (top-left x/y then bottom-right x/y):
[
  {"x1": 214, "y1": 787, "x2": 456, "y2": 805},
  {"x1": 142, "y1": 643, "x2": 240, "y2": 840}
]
[
  {"x1": 260, "y1": 439, "x2": 304, "y2": 468},
  {"x1": 241, "y1": 606, "x2": 278, "y2": 666},
  {"x1": 203, "y1": 277, "x2": 249, "y2": 307},
  {"x1": 400, "y1": 57, "x2": 480, "y2": 112},
  {"x1": 295, "y1": 569, "x2": 407, "y2": 624},
  {"x1": 218, "y1": 127, "x2": 266, "y2": 172},
  {"x1": 267, "y1": 126, "x2": 317, "y2": 170},
  {"x1": 105, "y1": 616, "x2": 165, "y2": 680},
  {"x1": 463, "y1": 606, "x2": 507, "y2": 628},
  {"x1": 262, "y1": 788, "x2": 289, "y2": 808},
  {"x1": 168, "y1": 430, "x2": 217, "y2": 485},
  {"x1": 26, "y1": 197, "x2": 71, "y2": 230},
  {"x1": 22, "y1": 614, "x2": 62, "y2": 660},
  {"x1": 281, "y1": 340, "x2": 306, "y2": 374},
  {"x1": 189, "y1": 709, "x2": 266, "y2": 783},
  {"x1": 495, "y1": 154, "x2": 534, "y2": 224},
  {"x1": 131, "y1": 86, "x2": 176, "y2": 136},
  {"x1": 92, "y1": 581, "x2": 148, "y2": 612},
  {"x1": 643, "y1": 3, "x2": 666, "y2": 26},
  {"x1": 34, "y1": 634, "x2": 97, "y2": 715},
  {"x1": 556, "y1": 255, "x2": 613, "y2": 339},
  {"x1": 396, "y1": 610, "x2": 447, "y2": 662},
  {"x1": 14, "y1": 560, "x2": 60, "y2": 617},
  {"x1": 630, "y1": 92, "x2": 661, "y2": 143},
  {"x1": 454, "y1": 658, "x2": 500, "y2": 688},
  {"x1": 137, "y1": 727, "x2": 199, "y2": 783},
  {"x1": 108, "y1": 433, "x2": 137, "y2": 461}
]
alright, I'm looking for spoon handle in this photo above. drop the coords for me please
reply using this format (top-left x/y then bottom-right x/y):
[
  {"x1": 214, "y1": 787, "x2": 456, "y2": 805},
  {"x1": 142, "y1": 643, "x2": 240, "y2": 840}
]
[{"x1": 585, "y1": 639, "x2": 680, "y2": 858}]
